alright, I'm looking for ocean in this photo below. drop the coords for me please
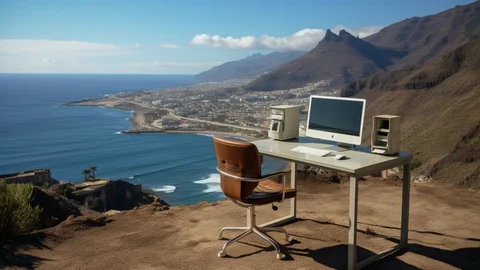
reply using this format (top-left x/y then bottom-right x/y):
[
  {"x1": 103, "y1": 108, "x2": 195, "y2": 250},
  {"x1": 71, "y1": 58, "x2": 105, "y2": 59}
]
[{"x1": 0, "y1": 74, "x2": 287, "y2": 205}]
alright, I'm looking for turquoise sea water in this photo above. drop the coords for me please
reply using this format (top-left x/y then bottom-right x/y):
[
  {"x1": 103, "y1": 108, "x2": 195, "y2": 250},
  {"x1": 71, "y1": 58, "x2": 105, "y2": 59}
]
[{"x1": 0, "y1": 74, "x2": 286, "y2": 205}]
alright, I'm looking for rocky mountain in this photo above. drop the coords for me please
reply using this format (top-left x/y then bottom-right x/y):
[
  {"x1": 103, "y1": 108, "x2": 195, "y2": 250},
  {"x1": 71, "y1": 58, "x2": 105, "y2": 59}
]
[
  {"x1": 245, "y1": 1, "x2": 480, "y2": 92},
  {"x1": 244, "y1": 29, "x2": 395, "y2": 91},
  {"x1": 342, "y1": 38, "x2": 480, "y2": 96},
  {"x1": 364, "y1": 1, "x2": 480, "y2": 69},
  {"x1": 194, "y1": 51, "x2": 305, "y2": 83},
  {"x1": 343, "y1": 39, "x2": 480, "y2": 187}
]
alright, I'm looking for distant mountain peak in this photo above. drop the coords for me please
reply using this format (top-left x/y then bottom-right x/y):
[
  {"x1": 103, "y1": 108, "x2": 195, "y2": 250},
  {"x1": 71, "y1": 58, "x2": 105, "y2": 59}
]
[
  {"x1": 245, "y1": 27, "x2": 393, "y2": 91},
  {"x1": 194, "y1": 50, "x2": 305, "y2": 83},
  {"x1": 323, "y1": 29, "x2": 337, "y2": 42},
  {"x1": 247, "y1": 53, "x2": 263, "y2": 58},
  {"x1": 322, "y1": 29, "x2": 356, "y2": 43},
  {"x1": 339, "y1": 29, "x2": 354, "y2": 38}
]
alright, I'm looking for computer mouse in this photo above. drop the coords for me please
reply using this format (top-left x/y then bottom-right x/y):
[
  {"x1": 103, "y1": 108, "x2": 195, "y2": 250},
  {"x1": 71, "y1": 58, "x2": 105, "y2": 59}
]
[{"x1": 335, "y1": 154, "x2": 346, "y2": 160}]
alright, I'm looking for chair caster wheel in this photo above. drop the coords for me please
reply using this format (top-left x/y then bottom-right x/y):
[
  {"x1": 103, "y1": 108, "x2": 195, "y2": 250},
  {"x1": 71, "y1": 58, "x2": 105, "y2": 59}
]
[
  {"x1": 276, "y1": 253, "x2": 286, "y2": 260},
  {"x1": 218, "y1": 251, "x2": 226, "y2": 258},
  {"x1": 285, "y1": 236, "x2": 294, "y2": 242}
]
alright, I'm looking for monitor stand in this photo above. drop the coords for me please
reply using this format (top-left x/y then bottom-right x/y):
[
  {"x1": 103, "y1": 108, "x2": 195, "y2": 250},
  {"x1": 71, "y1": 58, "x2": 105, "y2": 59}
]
[{"x1": 325, "y1": 143, "x2": 354, "y2": 152}]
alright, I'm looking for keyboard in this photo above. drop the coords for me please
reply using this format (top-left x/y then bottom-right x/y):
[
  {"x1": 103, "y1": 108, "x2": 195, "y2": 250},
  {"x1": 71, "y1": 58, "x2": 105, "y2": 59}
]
[{"x1": 290, "y1": 146, "x2": 331, "y2": 157}]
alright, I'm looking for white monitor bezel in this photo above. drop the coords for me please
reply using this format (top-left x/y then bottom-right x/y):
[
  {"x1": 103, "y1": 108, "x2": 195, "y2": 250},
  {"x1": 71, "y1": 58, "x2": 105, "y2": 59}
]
[{"x1": 305, "y1": 95, "x2": 366, "y2": 146}]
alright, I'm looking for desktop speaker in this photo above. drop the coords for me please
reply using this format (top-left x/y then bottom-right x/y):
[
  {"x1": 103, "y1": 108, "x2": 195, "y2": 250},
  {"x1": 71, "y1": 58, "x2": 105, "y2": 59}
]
[{"x1": 371, "y1": 115, "x2": 400, "y2": 155}]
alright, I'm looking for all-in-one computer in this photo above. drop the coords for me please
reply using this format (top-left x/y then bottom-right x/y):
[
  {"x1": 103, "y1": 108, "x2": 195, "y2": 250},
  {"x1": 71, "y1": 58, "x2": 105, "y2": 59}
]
[{"x1": 305, "y1": 95, "x2": 366, "y2": 151}]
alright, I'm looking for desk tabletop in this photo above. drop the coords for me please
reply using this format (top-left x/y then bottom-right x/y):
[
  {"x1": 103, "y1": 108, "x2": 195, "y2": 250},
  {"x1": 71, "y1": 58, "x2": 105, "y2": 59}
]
[{"x1": 253, "y1": 138, "x2": 413, "y2": 176}]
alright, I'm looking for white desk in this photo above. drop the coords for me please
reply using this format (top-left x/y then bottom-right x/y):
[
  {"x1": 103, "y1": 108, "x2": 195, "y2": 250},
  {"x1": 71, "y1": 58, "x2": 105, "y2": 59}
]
[{"x1": 252, "y1": 138, "x2": 413, "y2": 270}]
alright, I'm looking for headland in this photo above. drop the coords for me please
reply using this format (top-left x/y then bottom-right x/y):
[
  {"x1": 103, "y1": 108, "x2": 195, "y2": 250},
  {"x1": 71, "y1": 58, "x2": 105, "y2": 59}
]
[{"x1": 63, "y1": 78, "x2": 336, "y2": 141}]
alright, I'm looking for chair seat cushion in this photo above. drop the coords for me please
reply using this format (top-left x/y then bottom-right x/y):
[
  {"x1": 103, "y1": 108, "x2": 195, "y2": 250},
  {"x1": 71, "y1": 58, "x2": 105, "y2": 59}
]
[{"x1": 243, "y1": 179, "x2": 296, "y2": 205}]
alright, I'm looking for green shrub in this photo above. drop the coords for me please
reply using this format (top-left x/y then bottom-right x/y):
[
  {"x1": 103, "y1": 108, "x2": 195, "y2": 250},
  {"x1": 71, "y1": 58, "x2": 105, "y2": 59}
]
[{"x1": 0, "y1": 182, "x2": 42, "y2": 239}]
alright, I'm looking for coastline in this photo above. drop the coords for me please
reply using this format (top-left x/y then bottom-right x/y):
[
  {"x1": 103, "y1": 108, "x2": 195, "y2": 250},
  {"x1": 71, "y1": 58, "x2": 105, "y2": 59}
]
[
  {"x1": 65, "y1": 100, "x2": 265, "y2": 141},
  {"x1": 163, "y1": 130, "x2": 263, "y2": 141}
]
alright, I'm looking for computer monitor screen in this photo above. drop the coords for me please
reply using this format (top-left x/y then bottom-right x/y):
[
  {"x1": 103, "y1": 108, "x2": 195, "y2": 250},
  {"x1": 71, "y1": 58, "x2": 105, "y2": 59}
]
[{"x1": 306, "y1": 95, "x2": 366, "y2": 146}]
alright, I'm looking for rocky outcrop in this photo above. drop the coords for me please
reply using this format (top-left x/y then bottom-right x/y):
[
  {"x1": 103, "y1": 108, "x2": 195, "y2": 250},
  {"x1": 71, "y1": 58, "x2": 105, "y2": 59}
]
[
  {"x1": 30, "y1": 188, "x2": 82, "y2": 229},
  {"x1": 70, "y1": 180, "x2": 157, "y2": 212}
]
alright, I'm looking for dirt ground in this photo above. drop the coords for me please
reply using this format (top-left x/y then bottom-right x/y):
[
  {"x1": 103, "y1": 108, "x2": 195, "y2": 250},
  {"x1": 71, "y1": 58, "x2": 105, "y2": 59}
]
[{"x1": 2, "y1": 175, "x2": 480, "y2": 270}]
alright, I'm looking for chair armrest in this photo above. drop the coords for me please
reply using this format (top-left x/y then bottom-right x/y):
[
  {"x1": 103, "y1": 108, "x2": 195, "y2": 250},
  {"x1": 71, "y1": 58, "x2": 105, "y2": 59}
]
[{"x1": 216, "y1": 167, "x2": 287, "y2": 202}]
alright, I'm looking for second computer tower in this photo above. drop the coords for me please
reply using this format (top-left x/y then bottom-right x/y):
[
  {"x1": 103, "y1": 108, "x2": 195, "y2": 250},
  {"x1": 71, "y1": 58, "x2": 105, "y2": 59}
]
[
  {"x1": 268, "y1": 105, "x2": 301, "y2": 141},
  {"x1": 371, "y1": 115, "x2": 400, "y2": 155}
]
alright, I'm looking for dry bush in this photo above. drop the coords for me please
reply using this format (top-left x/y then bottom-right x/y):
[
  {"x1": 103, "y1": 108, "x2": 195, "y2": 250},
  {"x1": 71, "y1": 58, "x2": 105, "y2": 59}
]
[{"x1": 0, "y1": 182, "x2": 42, "y2": 239}]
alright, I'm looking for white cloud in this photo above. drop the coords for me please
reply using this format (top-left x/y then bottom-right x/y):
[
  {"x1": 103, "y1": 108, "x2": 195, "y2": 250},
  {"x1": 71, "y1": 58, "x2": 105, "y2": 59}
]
[
  {"x1": 160, "y1": 43, "x2": 181, "y2": 49},
  {"x1": 0, "y1": 39, "x2": 215, "y2": 74},
  {"x1": 0, "y1": 39, "x2": 133, "y2": 56},
  {"x1": 191, "y1": 25, "x2": 383, "y2": 51},
  {"x1": 0, "y1": 52, "x2": 219, "y2": 74},
  {"x1": 0, "y1": 39, "x2": 137, "y2": 73}
]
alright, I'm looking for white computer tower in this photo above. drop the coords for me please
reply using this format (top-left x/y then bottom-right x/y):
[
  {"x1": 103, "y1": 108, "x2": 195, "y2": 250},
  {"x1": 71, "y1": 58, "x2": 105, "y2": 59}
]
[
  {"x1": 268, "y1": 105, "x2": 301, "y2": 141},
  {"x1": 371, "y1": 115, "x2": 401, "y2": 155}
]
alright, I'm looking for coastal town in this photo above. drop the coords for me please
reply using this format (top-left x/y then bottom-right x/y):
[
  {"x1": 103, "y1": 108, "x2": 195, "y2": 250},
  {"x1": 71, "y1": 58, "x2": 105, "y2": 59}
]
[{"x1": 67, "y1": 78, "x2": 339, "y2": 139}]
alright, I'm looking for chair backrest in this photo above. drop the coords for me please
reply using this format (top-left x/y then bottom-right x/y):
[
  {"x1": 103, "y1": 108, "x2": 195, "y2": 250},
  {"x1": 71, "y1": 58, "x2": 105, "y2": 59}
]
[{"x1": 212, "y1": 136, "x2": 262, "y2": 202}]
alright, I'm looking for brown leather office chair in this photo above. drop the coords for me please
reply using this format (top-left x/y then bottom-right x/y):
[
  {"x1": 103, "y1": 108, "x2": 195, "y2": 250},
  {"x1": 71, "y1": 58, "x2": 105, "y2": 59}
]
[{"x1": 212, "y1": 136, "x2": 297, "y2": 259}]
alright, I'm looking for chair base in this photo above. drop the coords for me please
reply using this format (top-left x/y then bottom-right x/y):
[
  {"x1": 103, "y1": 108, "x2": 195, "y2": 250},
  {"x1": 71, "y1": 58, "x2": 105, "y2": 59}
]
[{"x1": 217, "y1": 204, "x2": 293, "y2": 260}]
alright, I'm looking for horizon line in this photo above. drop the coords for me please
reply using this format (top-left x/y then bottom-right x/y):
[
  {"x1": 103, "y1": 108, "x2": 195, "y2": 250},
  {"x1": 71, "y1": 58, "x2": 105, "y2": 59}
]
[{"x1": 0, "y1": 72, "x2": 196, "y2": 76}]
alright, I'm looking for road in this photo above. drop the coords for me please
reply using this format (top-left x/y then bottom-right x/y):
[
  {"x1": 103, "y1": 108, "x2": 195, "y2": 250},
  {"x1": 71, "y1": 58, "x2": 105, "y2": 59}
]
[
  {"x1": 112, "y1": 96, "x2": 265, "y2": 132},
  {"x1": 112, "y1": 97, "x2": 154, "y2": 109},
  {"x1": 168, "y1": 113, "x2": 264, "y2": 132}
]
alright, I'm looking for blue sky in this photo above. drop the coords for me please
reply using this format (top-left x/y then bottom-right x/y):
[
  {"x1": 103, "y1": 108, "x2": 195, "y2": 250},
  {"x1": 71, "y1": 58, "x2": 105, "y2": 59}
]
[{"x1": 0, "y1": 0, "x2": 474, "y2": 74}]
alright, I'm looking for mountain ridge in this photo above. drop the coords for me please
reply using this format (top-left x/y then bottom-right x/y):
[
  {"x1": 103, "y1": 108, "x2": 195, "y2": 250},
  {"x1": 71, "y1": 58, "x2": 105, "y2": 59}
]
[
  {"x1": 346, "y1": 38, "x2": 480, "y2": 187},
  {"x1": 245, "y1": 1, "x2": 480, "y2": 92},
  {"x1": 194, "y1": 51, "x2": 305, "y2": 83},
  {"x1": 364, "y1": 1, "x2": 480, "y2": 69},
  {"x1": 342, "y1": 38, "x2": 480, "y2": 96},
  {"x1": 244, "y1": 29, "x2": 392, "y2": 91}
]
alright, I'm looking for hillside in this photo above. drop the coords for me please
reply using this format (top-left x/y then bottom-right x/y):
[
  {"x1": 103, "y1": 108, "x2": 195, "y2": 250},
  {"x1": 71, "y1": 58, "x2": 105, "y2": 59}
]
[
  {"x1": 342, "y1": 39, "x2": 480, "y2": 187},
  {"x1": 5, "y1": 176, "x2": 480, "y2": 269},
  {"x1": 244, "y1": 29, "x2": 394, "y2": 91},
  {"x1": 194, "y1": 51, "x2": 305, "y2": 83},
  {"x1": 244, "y1": 2, "x2": 480, "y2": 92},
  {"x1": 364, "y1": 1, "x2": 480, "y2": 69}
]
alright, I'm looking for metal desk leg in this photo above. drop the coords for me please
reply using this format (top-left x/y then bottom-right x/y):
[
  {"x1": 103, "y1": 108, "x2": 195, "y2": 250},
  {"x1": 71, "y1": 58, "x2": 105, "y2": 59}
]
[
  {"x1": 357, "y1": 163, "x2": 412, "y2": 269},
  {"x1": 290, "y1": 162, "x2": 297, "y2": 219},
  {"x1": 400, "y1": 163, "x2": 411, "y2": 246},
  {"x1": 348, "y1": 175, "x2": 359, "y2": 270}
]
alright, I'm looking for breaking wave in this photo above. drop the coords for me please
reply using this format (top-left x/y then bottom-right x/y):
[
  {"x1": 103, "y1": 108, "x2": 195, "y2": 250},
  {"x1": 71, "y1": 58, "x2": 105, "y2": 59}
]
[
  {"x1": 152, "y1": 185, "x2": 176, "y2": 193},
  {"x1": 194, "y1": 173, "x2": 222, "y2": 193}
]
